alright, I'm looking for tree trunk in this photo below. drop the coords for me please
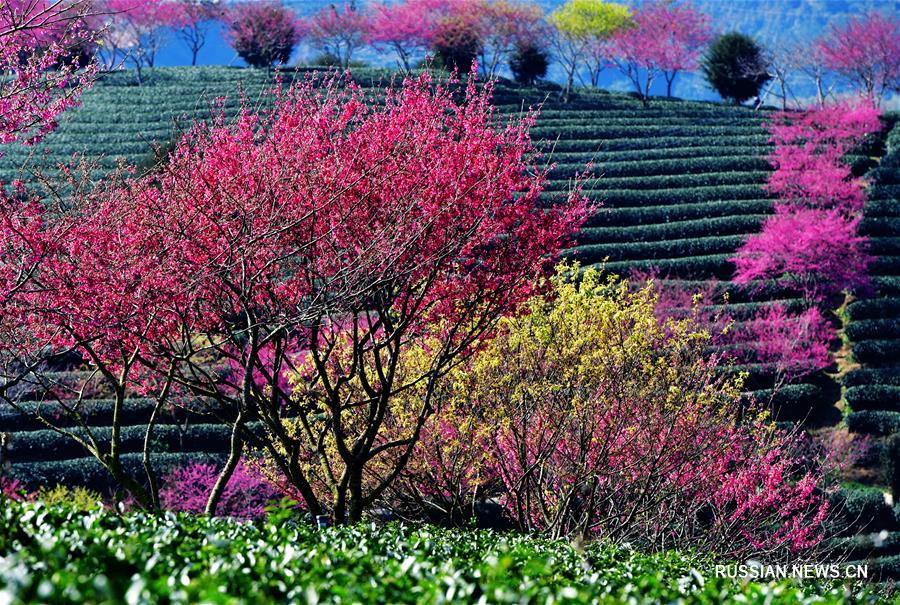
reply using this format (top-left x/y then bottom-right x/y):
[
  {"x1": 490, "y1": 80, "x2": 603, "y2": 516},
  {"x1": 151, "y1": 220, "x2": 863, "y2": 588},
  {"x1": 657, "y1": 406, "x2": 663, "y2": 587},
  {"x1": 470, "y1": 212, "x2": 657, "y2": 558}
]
[{"x1": 205, "y1": 410, "x2": 244, "y2": 516}]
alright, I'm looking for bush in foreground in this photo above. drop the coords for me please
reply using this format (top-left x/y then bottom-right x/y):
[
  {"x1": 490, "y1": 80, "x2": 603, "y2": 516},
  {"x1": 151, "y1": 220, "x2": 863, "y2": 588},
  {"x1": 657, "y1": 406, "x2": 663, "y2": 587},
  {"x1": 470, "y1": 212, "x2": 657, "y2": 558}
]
[{"x1": 0, "y1": 500, "x2": 887, "y2": 604}]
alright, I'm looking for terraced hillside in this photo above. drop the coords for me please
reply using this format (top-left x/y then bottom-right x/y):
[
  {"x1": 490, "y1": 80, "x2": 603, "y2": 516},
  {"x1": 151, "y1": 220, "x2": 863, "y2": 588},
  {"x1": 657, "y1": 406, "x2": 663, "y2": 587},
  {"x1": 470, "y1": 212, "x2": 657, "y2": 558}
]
[{"x1": 1, "y1": 68, "x2": 898, "y2": 575}]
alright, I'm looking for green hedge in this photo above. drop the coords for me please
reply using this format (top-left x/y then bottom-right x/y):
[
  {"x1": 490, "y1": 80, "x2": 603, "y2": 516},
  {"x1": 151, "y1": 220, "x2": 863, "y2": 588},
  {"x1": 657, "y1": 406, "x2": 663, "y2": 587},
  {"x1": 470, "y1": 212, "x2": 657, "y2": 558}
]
[
  {"x1": 6, "y1": 423, "x2": 236, "y2": 463},
  {"x1": 582, "y1": 199, "x2": 773, "y2": 227},
  {"x1": 844, "y1": 386, "x2": 900, "y2": 412},
  {"x1": 831, "y1": 487, "x2": 897, "y2": 535},
  {"x1": 848, "y1": 298, "x2": 900, "y2": 321},
  {"x1": 741, "y1": 383, "x2": 824, "y2": 419},
  {"x1": 599, "y1": 254, "x2": 734, "y2": 279},
  {"x1": 545, "y1": 171, "x2": 767, "y2": 193},
  {"x1": 845, "y1": 319, "x2": 900, "y2": 342},
  {"x1": 844, "y1": 368, "x2": 900, "y2": 388},
  {"x1": 853, "y1": 340, "x2": 900, "y2": 364},
  {"x1": 579, "y1": 215, "x2": 765, "y2": 244},
  {"x1": 569, "y1": 235, "x2": 744, "y2": 264},
  {"x1": 545, "y1": 135, "x2": 768, "y2": 153},
  {"x1": 7, "y1": 451, "x2": 225, "y2": 491},
  {"x1": 0, "y1": 398, "x2": 214, "y2": 432},
  {"x1": 847, "y1": 410, "x2": 900, "y2": 436},
  {"x1": 551, "y1": 156, "x2": 769, "y2": 179}
]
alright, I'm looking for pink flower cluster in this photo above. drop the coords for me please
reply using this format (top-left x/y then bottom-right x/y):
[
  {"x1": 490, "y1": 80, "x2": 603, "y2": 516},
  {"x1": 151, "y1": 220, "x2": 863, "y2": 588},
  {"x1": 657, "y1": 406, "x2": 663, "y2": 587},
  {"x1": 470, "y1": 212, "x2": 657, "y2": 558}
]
[
  {"x1": 733, "y1": 102, "x2": 882, "y2": 304},
  {"x1": 486, "y1": 383, "x2": 832, "y2": 557},
  {"x1": 0, "y1": 0, "x2": 96, "y2": 146},
  {"x1": 160, "y1": 460, "x2": 284, "y2": 520}
]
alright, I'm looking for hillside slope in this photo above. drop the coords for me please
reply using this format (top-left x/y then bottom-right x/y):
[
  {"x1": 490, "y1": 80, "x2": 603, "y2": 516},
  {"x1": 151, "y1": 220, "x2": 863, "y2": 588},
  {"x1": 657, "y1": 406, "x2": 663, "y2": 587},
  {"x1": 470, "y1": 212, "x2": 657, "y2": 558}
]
[{"x1": 1, "y1": 68, "x2": 898, "y2": 574}]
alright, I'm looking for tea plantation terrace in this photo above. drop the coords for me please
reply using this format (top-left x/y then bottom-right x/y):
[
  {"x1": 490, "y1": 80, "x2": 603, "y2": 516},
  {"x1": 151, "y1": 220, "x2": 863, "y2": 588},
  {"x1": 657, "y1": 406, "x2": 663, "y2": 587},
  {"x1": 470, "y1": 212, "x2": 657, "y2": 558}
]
[{"x1": 1, "y1": 66, "x2": 898, "y2": 578}]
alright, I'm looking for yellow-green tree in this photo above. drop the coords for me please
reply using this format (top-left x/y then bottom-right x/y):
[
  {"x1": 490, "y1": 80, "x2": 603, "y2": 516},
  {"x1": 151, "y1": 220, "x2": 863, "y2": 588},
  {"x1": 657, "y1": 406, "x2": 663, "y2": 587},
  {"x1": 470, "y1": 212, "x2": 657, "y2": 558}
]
[{"x1": 549, "y1": 0, "x2": 631, "y2": 97}]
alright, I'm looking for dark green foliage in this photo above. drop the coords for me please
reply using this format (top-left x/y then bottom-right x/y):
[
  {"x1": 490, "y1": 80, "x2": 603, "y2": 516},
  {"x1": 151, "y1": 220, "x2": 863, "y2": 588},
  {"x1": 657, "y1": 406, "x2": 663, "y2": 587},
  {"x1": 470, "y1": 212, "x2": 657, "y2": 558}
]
[
  {"x1": 844, "y1": 368, "x2": 900, "y2": 388},
  {"x1": 701, "y1": 32, "x2": 771, "y2": 104},
  {"x1": 510, "y1": 45, "x2": 548, "y2": 85},
  {"x1": 844, "y1": 386, "x2": 900, "y2": 412},
  {"x1": 887, "y1": 434, "x2": 900, "y2": 504},
  {"x1": 853, "y1": 340, "x2": 900, "y2": 364},
  {"x1": 7, "y1": 452, "x2": 225, "y2": 492},
  {"x1": 5, "y1": 423, "x2": 239, "y2": 463},
  {"x1": 741, "y1": 384, "x2": 824, "y2": 420},
  {"x1": 848, "y1": 411, "x2": 900, "y2": 436},
  {"x1": 831, "y1": 487, "x2": 897, "y2": 535},
  {"x1": 847, "y1": 298, "x2": 900, "y2": 321}
]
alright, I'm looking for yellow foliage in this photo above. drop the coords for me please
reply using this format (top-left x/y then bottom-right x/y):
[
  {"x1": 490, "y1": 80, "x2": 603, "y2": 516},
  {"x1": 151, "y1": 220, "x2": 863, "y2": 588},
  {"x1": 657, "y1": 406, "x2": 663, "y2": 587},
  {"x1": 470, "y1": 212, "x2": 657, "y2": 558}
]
[{"x1": 549, "y1": 0, "x2": 632, "y2": 41}]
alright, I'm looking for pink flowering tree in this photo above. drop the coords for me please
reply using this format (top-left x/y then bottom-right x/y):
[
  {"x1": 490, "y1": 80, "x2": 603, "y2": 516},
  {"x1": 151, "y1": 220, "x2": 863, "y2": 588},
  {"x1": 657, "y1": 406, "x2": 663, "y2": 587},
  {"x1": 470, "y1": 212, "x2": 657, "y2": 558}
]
[
  {"x1": 226, "y1": 0, "x2": 302, "y2": 68},
  {"x1": 0, "y1": 72, "x2": 585, "y2": 517},
  {"x1": 737, "y1": 303, "x2": 834, "y2": 385},
  {"x1": 765, "y1": 102, "x2": 882, "y2": 212},
  {"x1": 0, "y1": 0, "x2": 97, "y2": 145},
  {"x1": 0, "y1": 172, "x2": 192, "y2": 509},
  {"x1": 172, "y1": 0, "x2": 223, "y2": 66},
  {"x1": 815, "y1": 12, "x2": 900, "y2": 106},
  {"x1": 304, "y1": 2, "x2": 370, "y2": 68},
  {"x1": 99, "y1": 0, "x2": 181, "y2": 81},
  {"x1": 732, "y1": 208, "x2": 872, "y2": 305},
  {"x1": 733, "y1": 102, "x2": 882, "y2": 306},
  {"x1": 610, "y1": 0, "x2": 712, "y2": 99}
]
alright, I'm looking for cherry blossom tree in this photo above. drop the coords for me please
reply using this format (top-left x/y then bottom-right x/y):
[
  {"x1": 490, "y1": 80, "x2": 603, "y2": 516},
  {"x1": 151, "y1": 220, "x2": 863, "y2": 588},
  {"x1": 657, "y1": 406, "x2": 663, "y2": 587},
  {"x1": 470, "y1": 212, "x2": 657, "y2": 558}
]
[
  {"x1": 610, "y1": 0, "x2": 712, "y2": 100},
  {"x1": 732, "y1": 207, "x2": 872, "y2": 304},
  {"x1": 305, "y1": 1, "x2": 370, "y2": 68},
  {"x1": 765, "y1": 102, "x2": 882, "y2": 212},
  {"x1": 737, "y1": 303, "x2": 834, "y2": 385},
  {"x1": 0, "y1": 175, "x2": 189, "y2": 509},
  {"x1": 0, "y1": 72, "x2": 585, "y2": 517},
  {"x1": 816, "y1": 12, "x2": 900, "y2": 106},
  {"x1": 0, "y1": 0, "x2": 98, "y2": 145},
  {"x1": 226, "y1": 0, "x2": 302, "y2": 69},
  {"x1": 172, "y1": 0, "x2": 222, "y2": 66}
]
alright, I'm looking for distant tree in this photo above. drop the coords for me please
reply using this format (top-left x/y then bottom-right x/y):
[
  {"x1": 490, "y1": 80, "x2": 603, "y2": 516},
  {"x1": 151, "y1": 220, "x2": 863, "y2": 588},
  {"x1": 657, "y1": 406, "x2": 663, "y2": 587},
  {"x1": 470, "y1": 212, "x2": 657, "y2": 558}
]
[
  {"x1": 432, "y1": 12, "x2": 482, "y2": 72},
  {"x1": 0, "y1": 0, "x2": 98, "y2": 145},
  {"x1": 305, "y1": 1, "x2": 370, "y2": 69},
  {"x1": 701, "y1": 32, "x2": 770, "y2": 104},
  {"x1": 367, "y1": 0, "x2": 448, "y2": 71},
  {"x1": 799, "y1": 44, "x2": 834, "y2": 108},
  {"x1": 472, "y1": 0, "x2": 545, "y2": 78},
  {"x1": 100, "y1": 0, "x2": 181, "y2": 82},
  {"x1": 226, "y1": 0, "x2": 302, "y2": 69},
  {"x1": 549, "y1": 0, "x2": 631, "y2": 99},
  {"x1": 172, "y1": 0, "x2": 223, "y2": 66},
  {"x1": 816, "y1": 12, "x2": 900, "y2": 106},
  {"x1": 509, "y1": 43, "x2": 548, "y2": 85},
  {"x1": 610, "y1": 0, "x2": 711, "y2": 100}
]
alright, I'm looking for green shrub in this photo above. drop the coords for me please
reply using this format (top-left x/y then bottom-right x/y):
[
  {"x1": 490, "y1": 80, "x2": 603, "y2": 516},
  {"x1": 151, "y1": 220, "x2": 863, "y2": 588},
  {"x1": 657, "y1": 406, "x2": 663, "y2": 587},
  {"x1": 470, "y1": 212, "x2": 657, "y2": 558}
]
[
  {"x1": 853, "y1": 340, "x2": 900, "y2": 364},
  {"x1": 831, "y1": 487, "x2": 896, "y2": 535},
  {"x1": 847, "y1": 411, "x2": 900, "y2": 436},
  {"x1": 0, "y1": 502, "x2": 888, "y2": 604},
  {"x1": 844, "y1": 386, "x2": 900, "y2": 412},
  {"x1": 844, "y1": 368, "x2": 900, "y2": 387}
]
